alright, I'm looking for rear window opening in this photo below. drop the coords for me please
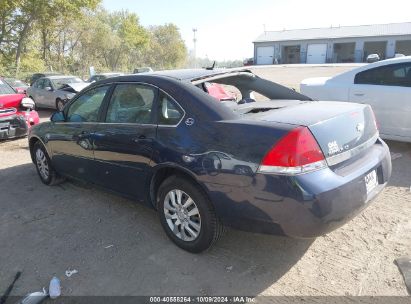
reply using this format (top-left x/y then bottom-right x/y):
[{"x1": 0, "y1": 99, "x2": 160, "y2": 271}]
[{"x1": 193, "y1": 71, "x2": 311, "y2": 114}]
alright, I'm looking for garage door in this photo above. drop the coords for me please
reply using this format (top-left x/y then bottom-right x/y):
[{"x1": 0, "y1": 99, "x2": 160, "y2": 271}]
[
  {"x1": 306, "y1": 44, "x2": 327, "y2": 64},
  {"x1": 256, "y1": 46, "x2": 274, "y2": 65}
]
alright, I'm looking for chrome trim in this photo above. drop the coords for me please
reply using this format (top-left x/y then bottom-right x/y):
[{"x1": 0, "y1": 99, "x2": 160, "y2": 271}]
[
  {"x1": 258, "y1": 160, "x2": 327, "y2": 175},
  {"x1": 156, "y1": 88, "x2": 186, "y2": 128},
  {"x1": 61, "y1": 82, "x2": 186, "y2": 128},
  {"x1": 326, "y1": 132, "x2": 379, "y2": 166}
]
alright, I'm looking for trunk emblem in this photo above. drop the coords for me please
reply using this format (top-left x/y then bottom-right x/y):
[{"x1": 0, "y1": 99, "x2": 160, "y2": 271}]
[{"x1": 356, "y1": 123, "x2": 364, "y2": 133}]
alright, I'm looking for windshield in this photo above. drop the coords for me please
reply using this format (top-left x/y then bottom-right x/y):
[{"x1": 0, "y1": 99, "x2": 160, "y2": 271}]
[
  {"x1": 0, "y1": 79, "x2": 16, "y2": 95},
  {"x1": 5, "y1": 78, "x2": 27, "y2": 87},
  {"x1": 52, "y1": 77, "x2": 84, "y2": 89}
]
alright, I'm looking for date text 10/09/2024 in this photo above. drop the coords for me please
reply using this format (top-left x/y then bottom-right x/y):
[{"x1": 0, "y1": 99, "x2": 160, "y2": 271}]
[{"x1": 149, "y1": 297, "x2": 256, "y2": 303}]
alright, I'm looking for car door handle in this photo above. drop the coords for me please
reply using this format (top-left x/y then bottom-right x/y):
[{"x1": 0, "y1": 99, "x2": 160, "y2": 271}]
[
  {"x1": 132, "y1": 135, "x2": 151, "y2": 143},
  {"x1": 354, "y1": 93, "x2": 365, "y2": 97}
]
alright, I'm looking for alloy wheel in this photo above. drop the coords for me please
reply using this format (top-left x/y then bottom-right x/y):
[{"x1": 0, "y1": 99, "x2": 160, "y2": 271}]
[
  {"x1": 36, "y1": 148, "x2": 49, "y2": 181},
  {"x1": 163, "y1": 189, "x2": 201, "y2": 241}
]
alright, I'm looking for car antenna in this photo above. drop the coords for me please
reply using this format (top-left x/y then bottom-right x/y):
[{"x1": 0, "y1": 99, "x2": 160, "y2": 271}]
[{"x1": 205, "y1": 61, "x2": 216, "y2": 70}]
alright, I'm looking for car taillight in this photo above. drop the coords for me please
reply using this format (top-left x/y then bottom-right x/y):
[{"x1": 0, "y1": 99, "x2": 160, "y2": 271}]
[{"x1": 258, "y1": 126, "x2": 327, "y2": 175}]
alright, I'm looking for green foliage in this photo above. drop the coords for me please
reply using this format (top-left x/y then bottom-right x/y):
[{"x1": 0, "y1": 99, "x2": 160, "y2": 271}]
[{"x1": 0, "y1": 1, "x2": 188, "y2": 78}]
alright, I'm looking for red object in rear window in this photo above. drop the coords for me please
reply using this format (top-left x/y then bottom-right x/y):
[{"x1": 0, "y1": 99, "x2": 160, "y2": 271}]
[{"x1": 259, "y1": 126, "x2": 326, "y2": 175}]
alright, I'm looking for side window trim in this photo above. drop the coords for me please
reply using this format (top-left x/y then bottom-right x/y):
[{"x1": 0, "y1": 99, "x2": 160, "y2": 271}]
[
  {"x1": 156, "y1": 88, "x2": 186, "y2": 127},
  {"x1": 354, "y1": 62, "x2": 411, "y2": 87},
  {"x1": 101, "y1": 82, "x2": 160, "y2": 125},
  {"x1": 63, "y1": 84, "x2": 114, "y2": 123}
]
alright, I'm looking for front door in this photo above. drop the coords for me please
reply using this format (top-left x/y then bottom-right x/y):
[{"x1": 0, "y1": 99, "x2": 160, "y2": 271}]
[
  {"x1": 48, "y1": 85, "x2": 112, "y2": 181},
  {"x1": 92, "y1": 83, "x2": 158, "y2": 202},
  {"x1": 349, "y1": 62, "x2": 411, "y2": 140}
]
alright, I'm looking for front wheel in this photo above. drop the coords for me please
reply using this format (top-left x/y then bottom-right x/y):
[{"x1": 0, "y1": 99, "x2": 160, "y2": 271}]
[
  {"x1": 33, "y1": 142, "x2": 64, "y2": 185},
  {"x1": 157, "y1": 176, "x2": 223, "y2": 253}
]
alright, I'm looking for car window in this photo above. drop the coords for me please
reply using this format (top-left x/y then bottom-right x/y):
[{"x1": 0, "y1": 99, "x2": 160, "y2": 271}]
[
  {"x1": 157, "y1": 91, "x2": 183, "y2": 125},
  {"x1": 0, "y1": 79, "x2": 16, "y2": 94},
  {"x1": 355, "y1": 63, "x2": 411, "y2": 87},
  {"x1": 52, "y1": 77, "x2": 83, "y2": 89},
  {"x1": 43, "y1": 79, "x2": 52, "y2": 89},
  {"x1": 36, "y1": 79, "x2": 45, "y2": 89},
  {"x1": 106, "y1": 84, "x2": 156, "y2": 124},
  {"x1": 67, "y1": 85, "x2": 110, "y2": 122}
]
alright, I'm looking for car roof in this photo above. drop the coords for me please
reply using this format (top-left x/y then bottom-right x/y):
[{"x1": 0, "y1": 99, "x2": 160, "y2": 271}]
[
  {"x1": 46, "y1": 75, "x2": 79, "y2": 79},
  {"x1": 142, "y1": 68, "x2": 254, "y2": 82}
]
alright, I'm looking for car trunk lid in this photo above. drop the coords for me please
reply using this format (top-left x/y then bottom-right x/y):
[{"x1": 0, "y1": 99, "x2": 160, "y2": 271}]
[{"x1": 241, "y1": 100, "x2": 378, "y2": 166}]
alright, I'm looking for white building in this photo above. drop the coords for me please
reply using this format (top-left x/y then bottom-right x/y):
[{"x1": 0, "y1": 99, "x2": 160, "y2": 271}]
[{"x1": 253, "y1": 22, "x2": 411, "y2": 65}]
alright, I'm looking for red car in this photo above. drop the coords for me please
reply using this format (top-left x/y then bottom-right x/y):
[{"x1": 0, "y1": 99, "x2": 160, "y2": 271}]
[{"x1": 0, "y1": 78, "x2": 39, "y2": 139}]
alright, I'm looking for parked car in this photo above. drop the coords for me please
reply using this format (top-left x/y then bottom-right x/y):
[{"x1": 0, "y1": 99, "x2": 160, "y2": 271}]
[
  {"x1": 87, "y1": 73, "x2": 124, "y2": 83},
  {"x1": 133, "y1": 67, "x2": 153, "y2": 74},
  {"x1": 0, "y1": 78, "x2": 39, "y2": 139},
  {"x1": 29, "y1": 72, "x2": 62, "y2": 86},
  {"x1": 27, "y1": 76, "x2": 89, "y2": 111},
  {"x1": 300, "y1": 56, "x2": 411, "y2": 142},
  {"x1": 366, "y1": 54, "x2": 380, "y2": 63},
  {"x1": 28, "y1": 68, "x2": 391, "y2": 252},
  {"x1": 4, "y1": 78, "x2": 29, "y2": 94},
  {"x1": 243, "y1": 58, "x2": 254, "y2": 66}
]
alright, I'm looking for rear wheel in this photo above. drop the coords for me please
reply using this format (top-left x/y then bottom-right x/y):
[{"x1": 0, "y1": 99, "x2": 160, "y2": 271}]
[
  {"x1": 33, "y1": 142, "x2": 64, "y2": 185},
  {"x1": 56, "y1": 98, "x2": 64, "y2": 111},
  {"x1": 157, "y1": 175, "x2": 223, "y2": 253}
]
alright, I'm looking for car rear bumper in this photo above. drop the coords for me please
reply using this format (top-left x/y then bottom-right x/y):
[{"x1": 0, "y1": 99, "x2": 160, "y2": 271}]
[
  {"x1": 0, "y1": 115, "x2": 28, "y2": 139},
  {"x1": 206, "y1": 139, "x2": 391, "y2": 237}
]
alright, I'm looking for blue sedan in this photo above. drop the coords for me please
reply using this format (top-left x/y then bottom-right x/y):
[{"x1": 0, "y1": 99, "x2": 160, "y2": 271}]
[{"x1": 28, "y1": 68, "x2": 391, "y2": 252}]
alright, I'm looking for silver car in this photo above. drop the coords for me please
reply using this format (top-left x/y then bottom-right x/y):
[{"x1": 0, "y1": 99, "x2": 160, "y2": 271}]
[{"x1": 27, "y1": 76, "x2": 89, "y2": 111}]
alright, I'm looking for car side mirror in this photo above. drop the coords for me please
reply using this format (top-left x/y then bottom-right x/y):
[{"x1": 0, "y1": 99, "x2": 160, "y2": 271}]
[
  {"x1": 45, "y1": 86, "x2": 53, "y2": 91},
  {"x1": 50, "y1": 111, "x2": 65, "y2": 122},
  {"x1": 21, "y1": 97, "x2": 35, "y2": 109}
]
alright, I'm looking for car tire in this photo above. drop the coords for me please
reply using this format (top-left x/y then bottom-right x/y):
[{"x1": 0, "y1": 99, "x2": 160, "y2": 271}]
[
  {"x1": 157, "y1": 175, "x2": 224, "y2": 253},
  {"x1": 56, "y1": 98, "x2": 64, "y2": 111},
  {"x1": 33, "y1": 141, "x2": 64, "y2": 186}
]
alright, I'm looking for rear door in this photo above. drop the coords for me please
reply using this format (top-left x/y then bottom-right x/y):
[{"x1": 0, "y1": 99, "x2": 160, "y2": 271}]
[
  {"x1": 48, "y1": 85, "x2": 111, "y2": 181},
  {"x1": 92, "y1": 83, "x2": 158, "y2": 202},
  {"x1": 349, "y1": 62, "x2": 411, "y2": 139},
  {"x1": 31, "y1": 79, "x2": 45, "y2": 106},
  {"x1": 41, "y1": 78, "x2": 56, "y2": 108}
]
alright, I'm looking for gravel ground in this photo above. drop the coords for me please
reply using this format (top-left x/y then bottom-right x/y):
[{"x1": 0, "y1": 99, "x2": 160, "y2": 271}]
[{"x1": 0, "y1": 65, "x2": 410, "y2": 298}]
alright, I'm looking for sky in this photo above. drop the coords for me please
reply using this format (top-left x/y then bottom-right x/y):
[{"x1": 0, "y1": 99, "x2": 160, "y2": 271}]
[{"x1": 102, "y1": 0, "x2": 411, "y2": 61}]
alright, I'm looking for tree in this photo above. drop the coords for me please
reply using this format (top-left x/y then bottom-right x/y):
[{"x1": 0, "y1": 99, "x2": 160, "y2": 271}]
[
  {"x1": 0, "y1": 0, "x2": 99, "y2": 74},
  {"x1": 141, "y1": 24, "x2": 187, "y2": 70}
]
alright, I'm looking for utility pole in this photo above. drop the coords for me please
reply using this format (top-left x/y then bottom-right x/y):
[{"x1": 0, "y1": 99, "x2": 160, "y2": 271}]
[{"x1": 193, "y1": 28, "x2": 197, "y2": 68}]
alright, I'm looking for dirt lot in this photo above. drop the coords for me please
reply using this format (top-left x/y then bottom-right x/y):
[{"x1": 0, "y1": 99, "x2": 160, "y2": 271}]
[{"x1": 1, "y1": 65, "x2": 410, "y2": 297}]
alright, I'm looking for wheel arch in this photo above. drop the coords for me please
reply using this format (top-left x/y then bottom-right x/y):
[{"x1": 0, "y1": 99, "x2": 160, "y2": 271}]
[
  {"x1": 149, "y1": 164, "x2": 210, "y2": 210},
  {"x1": 29, "y1": 136, "x2": 50, "y2": 163}
]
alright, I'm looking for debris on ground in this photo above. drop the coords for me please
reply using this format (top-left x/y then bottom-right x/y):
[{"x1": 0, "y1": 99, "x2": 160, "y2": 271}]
[
  {"x1": 390, "y1": 152, "x2": 403, "y2": 160},
  {"x1": 394, "y1": 257, "x2": 411, "y2": 295},
  {"x1": 48, "y1": 277, "x2": 61, "y2": 299},
  {"x1": 18, "y1": 288, "x2": 48, "y2": 304},
  {"x1": 104, "y1": 244, "x2": 114, "y2": 249},
  {"x1": 65, "y1": 269, "x2": 78, "y2": 277}
]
